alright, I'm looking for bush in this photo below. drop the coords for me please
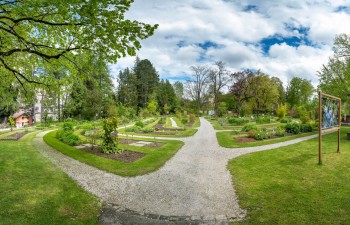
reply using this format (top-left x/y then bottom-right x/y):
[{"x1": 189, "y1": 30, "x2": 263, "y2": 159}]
[
  {"x1": 141, "y1": 127, "x2": 154, "y2": 133},
  {"x1": 256, "y1": 117, "x2": 271, "y2": 124},
  {"x1": 56, "y1": 129, "x2": 81, "y2": 146},
  {"x1": 280, "y1": 118, "x2": 290, "y2": 123},
  {"x1": 188, "y1": 114, "x2": 196, "y2": 123},
  {"x1": 247, "y1": 130, "x2": 257, "y2": 138},
  {"x1": 135, "y1": 120, "x2": 144, "y2": 128},
  {"x1": 241, "y1": 123, "x2": 258, "y2": 132},
  {"x1": 300, "y1": 123, "x2": 313, "y2": 132},
  {"x1": 125, "y1": 126, "x2": 141, "y2": 132},
  {"x1": 285, "y1": 123, "x2": 300, "y2": 134},
  {"x1": 62, "y1": 122, "x2": 74, "y2": 132},
  {"x1": 101, "y1": 117, "x2": 119, "y2": 154},
  {"x1": 181, "y1": 118, "x2": 189, "y2": 124},
  {"x1": 228, "y1": 117, "x2": 248, "y2": 125},
  {"x1": 275, "y1": 128, "x2": 285, "y2": 137},
  {"x1": 277, "y1": 105, "x2": 287, "y2": 119}
]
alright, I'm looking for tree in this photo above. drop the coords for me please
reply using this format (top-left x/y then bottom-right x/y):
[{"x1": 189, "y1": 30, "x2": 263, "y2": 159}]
[
  {"x1": 0, "y1": 81, "x2": 18, "y2": 125},
  {"x1": 63, "y1": 55, "x2": 115, "y2": 120},
  {"x1": 208, "y1": 61, "x2": 230, "y2": 117},
  {"x1": 0, "y1": 0, "x2": 158, "y2": 88},
  {"x1": 318, "y1": 34, "x2": 350, "y2": 103},
  {"x1": 157, "y1": 79, "x2": 177, "y2": 114},
  {"x1": 286, "y1": 77, "x2": 314, "y2": 108},
  {"x1": 249, "y1": 72, "x2": 279, "y2": 116},
  {"x1": 185, "y1": 65, "x2": 209, "y2": 114},
  {"x1": 134, "y1": 59, "x2": 159, "y2": 110},
  {"x1": 271, "y1": 77, "x2": 286, "y2": 104},
  {"x1": 230, "y1": 70, "x2": 256, "y2": 116},
  {"x1": 116, "y1": 68, "x2": 138, "y2": 108}
]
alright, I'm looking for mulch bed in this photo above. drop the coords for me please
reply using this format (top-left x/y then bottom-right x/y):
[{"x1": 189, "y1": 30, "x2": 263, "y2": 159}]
[
  {"x1": 78, "y1": 146, "x2": 146, "y2": 163},
  {"x1": 235, "y1": 137, "x2": 257, "y2": 143},
  {"x1": 118, "y1": 138, "x2": 164, "y2": 148},
  {"x1": 0, "y1": 132, "x2": 31, "y2": 141}
]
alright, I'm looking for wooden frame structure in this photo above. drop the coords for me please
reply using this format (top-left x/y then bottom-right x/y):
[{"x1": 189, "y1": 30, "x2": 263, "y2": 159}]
[{"x1": 318, "y1": 92, "x2": 341, "y2": 165}]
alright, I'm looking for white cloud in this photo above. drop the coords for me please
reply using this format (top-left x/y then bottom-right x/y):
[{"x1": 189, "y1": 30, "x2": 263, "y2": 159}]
[{"x1": 109, "y1": 0, "x2": 350, "y2": 89}]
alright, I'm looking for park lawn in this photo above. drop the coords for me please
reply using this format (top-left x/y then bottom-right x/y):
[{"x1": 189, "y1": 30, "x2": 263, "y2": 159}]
[
  {"x1": 217, "y1": 131, "x2": 317, "y2": 148},
  {"x1": 44, "y1": 131, "x2": 184, "y2": 176},
  {"x1": 0, "y1": 131, "x2": 100, "y2": 225},
  {"x1": 229, "y1": 127, "x2": 350, "y2": 225}
]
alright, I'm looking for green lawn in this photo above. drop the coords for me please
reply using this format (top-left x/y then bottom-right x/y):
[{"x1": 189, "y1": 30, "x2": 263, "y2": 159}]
[
  {"x1": 44, "y1": 131, "x2": 184, "y2": 176},
  {"x1": 229, "y1": 127, "x2": 350, "y2": 225},
  {"x1": 0, "y1": 131, "x2": 100, "y2": 225},
  {"x1": 217, "y1": 131, "x2": 317, "y2": 148}
]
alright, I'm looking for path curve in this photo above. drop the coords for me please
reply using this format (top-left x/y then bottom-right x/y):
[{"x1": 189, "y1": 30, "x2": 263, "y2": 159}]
[{"x1": 32, "y1": 117, "x2": 319, "y2": 223}]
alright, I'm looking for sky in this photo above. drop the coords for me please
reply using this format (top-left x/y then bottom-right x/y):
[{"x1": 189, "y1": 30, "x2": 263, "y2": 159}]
[{"x1": 109, "y1": 0, "x2": 350, "y2": 88}]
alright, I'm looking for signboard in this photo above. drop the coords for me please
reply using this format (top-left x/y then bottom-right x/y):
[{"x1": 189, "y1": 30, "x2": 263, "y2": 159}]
[
  {"x1": 318, "y1": 92, "x2": 341, "y2": 165},
  {"x1": 321, "y1": 97, "x2": 340, "y2": 129}
]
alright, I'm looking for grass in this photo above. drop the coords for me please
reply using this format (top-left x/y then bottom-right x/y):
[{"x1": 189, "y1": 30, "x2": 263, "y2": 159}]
[
  {"x1": 118, "y1": 117, "x2": 198, "y2": 138},
  {"x1": 217, "y1": 131, "x2": 317, "y2": 148},
  {"x1": 44, "y1": 131, "x2": 184, "y2": 176},
  {"x1": 209, "y1": 118, "x2": 281, "y2": 130},
  {"x1": 0, "y1": 131, "x2": 100, "y2": 225},
  {"x1": 229, "y1": 127, "x2": 350, "y2": 225}
]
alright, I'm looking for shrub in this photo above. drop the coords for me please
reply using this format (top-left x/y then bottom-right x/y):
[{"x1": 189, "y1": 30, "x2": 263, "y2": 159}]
[
  {"x1": 228, "y1": 117, "x2": 248, "y2": 125},
  {"x1": 277, "y1": 105, "x2": 287, "y2": 119},
  {"x1": 181, "y1": 117, "x2": 189, "y2": 124},
  {"x1": 125, "y1": 126, "x2": 140, "y2": 132},
  {"x1": 300, "y1": 123, "x2": 313, "y2": 132},
  {"x1": 241, "y1": 123, "x2": 258, "y2": 132},
  {"x1": 275, "y1": 128, "x2": 285, "y2": 137},
  {"x1": 135, "y1": 120, "x2": 144, "y2": 128},
  {"x1": 101, "y1": 117, "x2": 119, "y2": 154},
  {"x1": 189, "y1": 114, "x2": 196, "y2": 123},
  {"x1": 254, "y1": 132, "x2": 264, "y2": 140},
  {"x1": 247, "y1": 130, "x2": 257, "y2": 138},
  {"x1": 285, "y1": 123, "x2": 300, "y2": 134},
  {"x1": 62, "y1": 122, "x2": 74, "y2": 132},
  {"x1": 61, "y1": 133, "x2": 81, "y2": 146},
  {"x1": 280, "y1": 118, "x2": 290, "y2": 123},
  {"x1": 256, "y1": 117, "x2": 271, "y2": 124},
  {"x1": 218, "y1": 119, "x2": 225, "y2": 126},
  {"x1": 141, "y1": 127, "x2": 154, "y2": 133},
  {"x1": 56, "y1": 129, "x2": 81, "y2": 146}
]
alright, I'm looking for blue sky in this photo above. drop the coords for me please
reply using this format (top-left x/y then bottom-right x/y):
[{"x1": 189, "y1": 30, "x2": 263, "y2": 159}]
[{"x1": 110, "y1": 0, "x2": 350, "y2": 87}]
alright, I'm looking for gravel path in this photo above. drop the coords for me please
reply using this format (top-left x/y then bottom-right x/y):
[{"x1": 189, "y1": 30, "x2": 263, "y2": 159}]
[
  {"x1": 32, "y1": 117, "x2": 319, "y2": 223},
  {"x1": 170, "y1": 117, "x2": 179, "y2": 128}
]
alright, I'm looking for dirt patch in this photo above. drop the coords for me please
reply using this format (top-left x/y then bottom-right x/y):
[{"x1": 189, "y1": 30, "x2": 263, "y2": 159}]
[
  {"x1": 235, "y1": 137, "x2": 256, "y2": 143},
  {"x1": 0, "y1": 132, "x2": 31, "y2": 141},
  {"x1": 78, "y1": 146, "x2": 146, "y2": 163}
]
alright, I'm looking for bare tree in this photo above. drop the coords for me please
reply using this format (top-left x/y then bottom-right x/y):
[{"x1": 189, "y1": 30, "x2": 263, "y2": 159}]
[
  {"x1": 208, "y1": 61, "x2": 230, "y2": 117},
  {"x1": 185, "y1": 65, "x2": 209, "y2": 114}
]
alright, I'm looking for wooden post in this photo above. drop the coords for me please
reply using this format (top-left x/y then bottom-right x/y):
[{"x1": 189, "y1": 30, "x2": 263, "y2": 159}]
[
  {"x1": 338, "y1": 99, "x2": 341, "y2": 153},
  {"x1": 319, "y1": 91, "x2": 322, "y2": 165}
]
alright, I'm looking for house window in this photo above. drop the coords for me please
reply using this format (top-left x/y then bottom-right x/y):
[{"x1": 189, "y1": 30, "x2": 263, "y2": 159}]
[{"x1": 22, "y1": 117, "x2": 25, "y2": 119}]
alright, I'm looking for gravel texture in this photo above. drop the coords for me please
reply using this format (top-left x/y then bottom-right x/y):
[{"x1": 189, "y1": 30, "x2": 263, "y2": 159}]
[
  {"x1": 32, "y1": 117, "x2": 319, "y2": 223},
  {"x1": 170, "y1": 118, "x2": 179, "y2": 128}
]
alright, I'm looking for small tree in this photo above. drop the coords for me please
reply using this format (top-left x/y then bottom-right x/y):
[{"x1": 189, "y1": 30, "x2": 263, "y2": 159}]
[
  {"x1": 101, "y1": 116, "x2": 119, "y2": 154},
  {"x1": 277, "y1": 105, "x2": 287, "y2": 119},
  {"x1": 8, "y1": 115, "x2": 15, "y2": 131}
]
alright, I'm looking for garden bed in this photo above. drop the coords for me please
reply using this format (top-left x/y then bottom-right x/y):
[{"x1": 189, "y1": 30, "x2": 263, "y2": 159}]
[
  {"x1": 0, "y1": 132, "x2": 31, "y2": 141},
  {"x1": 77, "y1": 146, "x2": 146, "y2": 163},
  {"x1": 118, "y1": 138, "x2": 164, "y2": 148}
]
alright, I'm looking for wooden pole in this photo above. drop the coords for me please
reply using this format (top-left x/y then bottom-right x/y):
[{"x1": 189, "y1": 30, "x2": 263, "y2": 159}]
[
  {"x1": 338, "y1": 99, "x2": 341, "y2": 153},
  {"x1": 318, "y1": 91, "x2": 322, "y2": 165}
]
